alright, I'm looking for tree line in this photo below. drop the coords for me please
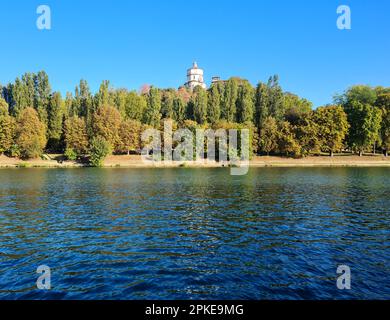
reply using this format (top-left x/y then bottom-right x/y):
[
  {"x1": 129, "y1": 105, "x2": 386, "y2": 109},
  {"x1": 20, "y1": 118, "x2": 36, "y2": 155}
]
[{"x1": 0, "y1": 71, "x2": 389, "y2": 165}]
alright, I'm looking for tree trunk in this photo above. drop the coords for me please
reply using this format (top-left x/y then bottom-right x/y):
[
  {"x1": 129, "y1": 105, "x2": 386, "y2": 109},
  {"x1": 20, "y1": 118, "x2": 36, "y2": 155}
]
[
  {"x1": 359, "y1": 150, "x2": 363, "y2": 157},
  {"x1": 127, "y1": 149, "x2": 130, "y2": 156},
  {"x1": 330, "y1": 151, "x2": 334, "y2": 157},
  {"x1": 385, "y1": 150, "x2": 388, "y2": 157}
]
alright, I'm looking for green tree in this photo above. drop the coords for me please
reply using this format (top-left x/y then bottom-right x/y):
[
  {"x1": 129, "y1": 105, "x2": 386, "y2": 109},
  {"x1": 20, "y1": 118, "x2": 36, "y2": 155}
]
[
  {"x1": 89, "y1": 136, "x2": 111, "y2": 167},
  {"x1": 34, "y1": 71, "x2": 51, "y2": 126},
  {"x1": 207, "y1": 83, "x2": 222, "y2": 124},
  {"x1": 15, "y1": 107, "x2": 47, "y2": 159},
  {"x1": 161, "y1": 89, "x2": 175, "y2": 119},
  {"x1": 9, "y1": 77, "x2": 28, "y2": 116},
  {"x1": 283, "y1": 93, "x2": 312, "y2": 125},
  {"x1": 255, "y1": 82, "x2": 269, "y2": 131},
  {"x1": 144, "y1": 87, "x2": 161, "y2": 127},
  {"x1": 376, "y1": 93, "x2": 390, "y2": 156},
  {"x1": 221, "y1": 78, "x2": 239, "y2": 122},
  {"x1": 113, "y1": 89, "x2": 128, "y2": 118},
  {"x1": 267, "y1": 75, "x2": 285, "y2": 121},
  {"x1": 338, "y1": 86, "x2": 382, "y2": 155},
  {"x1": 193, "y1": 86, "x2": 208, "y2": 124},
  {"x1": 344, "y1": 101, "x2": 382, "y2": 155},
  {"x1": 313, "y1": 105, "x2": 349, "y2": 156},
  {"x1": 336, "y1": 85, "x2": 377, "y2": 107},
  {"x1": 173, "y1": 95, "x2": 186, "y2": 123},
  {"x1": 124, "y1": 91, "x2": 147, "y2": 121},
  {"x1": 22, "y1": 73, "x2": 36, "y2": 110},
  {"x1": 47, "y1": 92, "x2": 64, "y2": 150},
  {"x1": 95, "y1": 80, "x2": 112, "y2": 108},
  {"x1": 237, "y1": 80, "x2": 255, "y2": 123},
  {"x1": 381, "y1": 108, "x2": 390, "y2": 156},
  {"x1": 77, "y1": 79, "x2": 93, "y2": 118}
]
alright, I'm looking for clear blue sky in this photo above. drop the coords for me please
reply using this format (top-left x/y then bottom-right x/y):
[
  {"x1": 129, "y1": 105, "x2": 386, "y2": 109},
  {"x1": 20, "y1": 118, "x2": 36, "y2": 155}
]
[{"x1": 0, "y1": 0, "x2": 389, "y2": 107}]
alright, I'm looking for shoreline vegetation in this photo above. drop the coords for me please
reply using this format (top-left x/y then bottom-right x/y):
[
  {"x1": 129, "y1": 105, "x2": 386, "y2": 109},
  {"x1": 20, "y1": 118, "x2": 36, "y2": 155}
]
[
  {"x1": 1, "y1": 154, "x2": 390, "y2": 168},
  {"x1": 1, "y1": 71, "x2": 390, "y2": 167}
]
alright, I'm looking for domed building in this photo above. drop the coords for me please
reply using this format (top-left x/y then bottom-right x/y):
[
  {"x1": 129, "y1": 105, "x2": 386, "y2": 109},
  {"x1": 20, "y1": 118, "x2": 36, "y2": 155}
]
[{"x1": 184, "y1": 62, "x2": 207, "y2": 90}]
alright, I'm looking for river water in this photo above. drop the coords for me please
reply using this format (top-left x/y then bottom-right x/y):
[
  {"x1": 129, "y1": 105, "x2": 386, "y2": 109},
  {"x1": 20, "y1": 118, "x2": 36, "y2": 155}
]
[{"x1": 0, "y1": 167, "x2": 389, "y2": 299}]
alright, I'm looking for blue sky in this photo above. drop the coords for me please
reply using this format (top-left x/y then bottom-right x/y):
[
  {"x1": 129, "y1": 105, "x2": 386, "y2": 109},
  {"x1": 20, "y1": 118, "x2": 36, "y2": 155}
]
[{"x1": 0, "y1": 0, "x2": 389, "y2": 107}]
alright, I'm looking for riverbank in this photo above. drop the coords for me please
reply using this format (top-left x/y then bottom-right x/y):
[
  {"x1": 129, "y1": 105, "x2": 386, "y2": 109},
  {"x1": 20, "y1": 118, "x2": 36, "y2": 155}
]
[{"x1": 1, "y1": 154, "x2": 390, "y2": 168}]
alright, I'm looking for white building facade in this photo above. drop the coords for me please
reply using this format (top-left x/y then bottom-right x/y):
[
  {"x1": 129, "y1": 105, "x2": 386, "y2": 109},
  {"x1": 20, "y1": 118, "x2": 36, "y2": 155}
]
[{"x1": 185, "y1": 62, "x2": 207, "y2": 90}]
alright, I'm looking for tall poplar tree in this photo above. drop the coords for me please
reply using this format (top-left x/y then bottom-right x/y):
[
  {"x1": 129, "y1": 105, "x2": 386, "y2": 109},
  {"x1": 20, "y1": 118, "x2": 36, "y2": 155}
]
[
  {"x1": 193, "y1": 86, "x2": 208, "y2": 124},
  {"x1": 222, "y1": 78, "x2": 239, "y2": 122},
  {"x1": 237, "y1": 80, "x2": 255, "y2": 123},
  {"x1": 207, "y1": 83, "x2": 222, "y2": 124},
  {"x1": 144, "y1": 87, "x2": 161, "y2": 127}
]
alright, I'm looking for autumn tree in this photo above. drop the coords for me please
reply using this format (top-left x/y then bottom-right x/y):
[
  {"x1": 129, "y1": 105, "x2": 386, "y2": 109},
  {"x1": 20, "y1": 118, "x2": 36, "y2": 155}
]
[
  {"x1": 0, "y1": 98, "x2": 8, "y2": 115},
  {"x1": 259, "y1": 116, "x2": 278, "y2": 155},
  {"x1": 64, "y1": 116, "x2": 89, "y2": 157},
  {"x1": 15, "y1": 107, "x2": 47, "y2": 159},
  {"x1": 0, "y1": 99, "x2": 15, "y2": 154},
  {"x1": 313, "y1": 105, "x2": 349, "y2": 156},
  {"x1": 92, "y1": 105, "x2": 122, "y2": 149},
  {"x1": 294, "y1": 113, "x2": 321, "y2": 157},
  {"x1": 277, "y1": 121, "x2": 300, "y2": 157},
  {"x1": 118, "y1": 119, "x2": 142, "y2": 154}
]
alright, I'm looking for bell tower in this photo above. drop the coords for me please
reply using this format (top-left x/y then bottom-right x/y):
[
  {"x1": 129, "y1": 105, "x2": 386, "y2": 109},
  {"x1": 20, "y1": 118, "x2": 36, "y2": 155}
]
[{"x1": 185, "y1": 62, "x2": 207, "y2": 90}]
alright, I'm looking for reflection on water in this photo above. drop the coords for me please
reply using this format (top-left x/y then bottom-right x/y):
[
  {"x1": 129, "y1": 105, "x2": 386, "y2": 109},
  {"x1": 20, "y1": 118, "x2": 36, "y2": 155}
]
[{"x1": 0, "y1": 168, "x2": 389, "y2": 299}]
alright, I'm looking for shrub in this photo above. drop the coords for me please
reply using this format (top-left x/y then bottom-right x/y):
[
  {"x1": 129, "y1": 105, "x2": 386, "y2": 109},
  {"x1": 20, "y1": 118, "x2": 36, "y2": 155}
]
[
  {"x1": 8, "y1": 144, "x2": 20, "y2": 158},
  {"x1": 89, "y1": 137, "x2": 112, "y2": 167},
  {"x1": 64, "y1": 148, "x2": 77, "y2": 161}
]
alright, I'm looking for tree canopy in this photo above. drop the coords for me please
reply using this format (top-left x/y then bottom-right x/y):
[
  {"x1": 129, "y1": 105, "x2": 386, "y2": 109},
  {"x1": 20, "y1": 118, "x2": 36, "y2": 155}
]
[{"x1": 1, "y1": 72, "x2": 390, "y2": 162}]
